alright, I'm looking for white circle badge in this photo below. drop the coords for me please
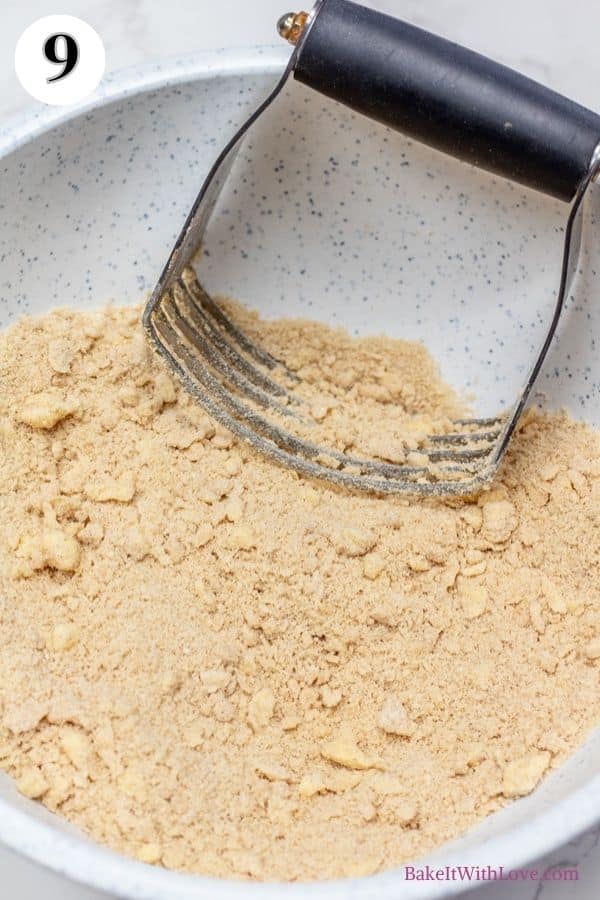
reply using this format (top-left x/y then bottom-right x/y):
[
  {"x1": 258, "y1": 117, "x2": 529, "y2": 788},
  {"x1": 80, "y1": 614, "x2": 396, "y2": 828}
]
[{"x1": 15, "y1": 15, "x2": 105, "y2": 106}]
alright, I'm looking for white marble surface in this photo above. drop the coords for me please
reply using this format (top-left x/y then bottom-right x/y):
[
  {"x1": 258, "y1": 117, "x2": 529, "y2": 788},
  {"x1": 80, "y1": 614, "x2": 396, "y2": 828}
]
[{"x1": 1, "y1": 0, "x2": 600, "y2": 898}]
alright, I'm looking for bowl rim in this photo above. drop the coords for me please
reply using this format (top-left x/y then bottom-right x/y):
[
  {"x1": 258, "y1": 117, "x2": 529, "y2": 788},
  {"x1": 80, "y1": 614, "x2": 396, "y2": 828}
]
[
  {"x1": 0, "y1": 44, "x2": 289, "y2": 158},
  {"x1": 1, "y1": 44, "x2": 600, "y2": 900}
]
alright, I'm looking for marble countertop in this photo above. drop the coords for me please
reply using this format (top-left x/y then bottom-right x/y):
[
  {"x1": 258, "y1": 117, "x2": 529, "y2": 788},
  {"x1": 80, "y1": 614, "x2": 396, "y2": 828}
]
[{"x1": 1, "y1": 0, "x2": 599, "y2": 897}]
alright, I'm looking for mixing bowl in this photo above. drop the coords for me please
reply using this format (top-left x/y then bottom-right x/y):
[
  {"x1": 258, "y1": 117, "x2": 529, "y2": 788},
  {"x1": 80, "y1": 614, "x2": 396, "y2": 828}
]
[{"x1": 0, "y1": 40, "x2": 599, "y2": 900}]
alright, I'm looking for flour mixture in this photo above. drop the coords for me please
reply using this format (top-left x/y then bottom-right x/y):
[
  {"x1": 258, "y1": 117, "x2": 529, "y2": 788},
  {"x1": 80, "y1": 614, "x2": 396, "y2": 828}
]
[{"x1": 0, "y1": 302, "x2": 599, "y2": 880}]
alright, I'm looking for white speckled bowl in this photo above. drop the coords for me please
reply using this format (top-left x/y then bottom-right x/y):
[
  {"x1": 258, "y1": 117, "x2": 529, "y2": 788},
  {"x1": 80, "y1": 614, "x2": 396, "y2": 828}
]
[{"x1": 0, "y1": 45, "x2": 599, "y2": 900}]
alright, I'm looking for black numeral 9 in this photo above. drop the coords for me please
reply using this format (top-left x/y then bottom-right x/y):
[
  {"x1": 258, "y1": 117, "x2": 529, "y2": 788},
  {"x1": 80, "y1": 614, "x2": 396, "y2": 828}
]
[{"x1": 44, "y1": 33, "x2": 79, "y2": 83}]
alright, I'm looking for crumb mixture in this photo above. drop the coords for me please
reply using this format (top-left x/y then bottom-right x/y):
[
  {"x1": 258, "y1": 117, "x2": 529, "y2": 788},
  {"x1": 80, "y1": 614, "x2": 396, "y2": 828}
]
[{"x1": 0, "y1": 303, "x2": 599, "y2": 881}]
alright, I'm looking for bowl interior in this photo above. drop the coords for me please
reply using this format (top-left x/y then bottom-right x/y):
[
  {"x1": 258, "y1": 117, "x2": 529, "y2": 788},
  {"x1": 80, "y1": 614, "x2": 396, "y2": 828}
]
[
  {"x1": 2, "y1": 59, "x2": 599, "y2": 424},
  {"x1": 0, "y1": 52, "x2": 600, "y2": 900}
]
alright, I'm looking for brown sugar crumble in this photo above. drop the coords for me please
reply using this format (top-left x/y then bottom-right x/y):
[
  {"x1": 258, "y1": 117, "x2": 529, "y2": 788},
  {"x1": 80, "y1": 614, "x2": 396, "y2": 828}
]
[{"x1": 0, "y1": 302, "x2": 599, "y2": 881}]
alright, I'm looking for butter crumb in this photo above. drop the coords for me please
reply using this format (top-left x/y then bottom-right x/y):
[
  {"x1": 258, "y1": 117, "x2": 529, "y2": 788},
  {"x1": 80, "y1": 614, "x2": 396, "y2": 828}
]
[
  {"x1": 298, "y1": 773, "x2": 327, "y2": 798},
  {"x1": 457, "y1": 578, "x2": 488, "y2": 620},
  {"x1": 254, "y1": 756, "x2": 290, "y2": 782},
  {"x1": 47, "y1": 623, "x2": 79, "y2": 652},
  {"x1": 137, "y1": 843, "x2": 162, "y2": 865},
  {"x1": 248, "y1": 688, "x2": 275, "y2": 731},
  {"x1": 17, "y1": 767, "x2": 49, "y2": 800},
  {"x1": 377, "y1": 698, "x2": 414, "y2": 737},
  {"x1": 230, "y1": 525, "x2": 257, "y2": 551},
  {"x1": 585, "y1": 638, "x2": 600, "y2": 661},
  {"x1": 480, "y1": 500, "x2": 518, "y2": 544},
  {"x1": 86, "y1": 473, "x2": 136, "y2": 503},
  {"x1": 59, "y1": 728, "x2": 91, "y2": 770},
  {"x1": 320, "y1": 686, "x2": 343, "y2": 709},
  {"x1": 502, "y1": 752, "x2": 550, "y2": 798},
  {"x1": 362, "y1": 552, "x2": 386, "y2": 580},
  {"x1": 48, "y1": 338, "x2": 76, "y2": 373},
  {"x1": 336, "y1": 527, "x2": 377, "y2": 557},
  {"x1": 321, "y1": 733, "x2": 384, "y2": 771},
  {"x1": 17, "y1": 391, "x2": 78, "y2": 430}
]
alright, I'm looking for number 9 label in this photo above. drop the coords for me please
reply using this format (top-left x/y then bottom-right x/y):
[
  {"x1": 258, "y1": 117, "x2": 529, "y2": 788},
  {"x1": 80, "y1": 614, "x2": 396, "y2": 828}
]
[{"x1": 15, "y1": 15, "x2": 105, "y2": 106}]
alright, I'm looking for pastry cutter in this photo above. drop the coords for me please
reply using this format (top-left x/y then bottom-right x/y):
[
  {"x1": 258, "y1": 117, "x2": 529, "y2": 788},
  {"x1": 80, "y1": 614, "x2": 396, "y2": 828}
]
[{"x1": 143, "y1": 0, "x2": 600, "y2": 496}]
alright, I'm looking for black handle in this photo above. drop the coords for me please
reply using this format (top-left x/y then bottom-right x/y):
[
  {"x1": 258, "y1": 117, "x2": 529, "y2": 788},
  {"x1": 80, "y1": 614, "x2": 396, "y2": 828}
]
[{"x1": 293, "y1": 0, "x2": 600, "y2": 201}]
